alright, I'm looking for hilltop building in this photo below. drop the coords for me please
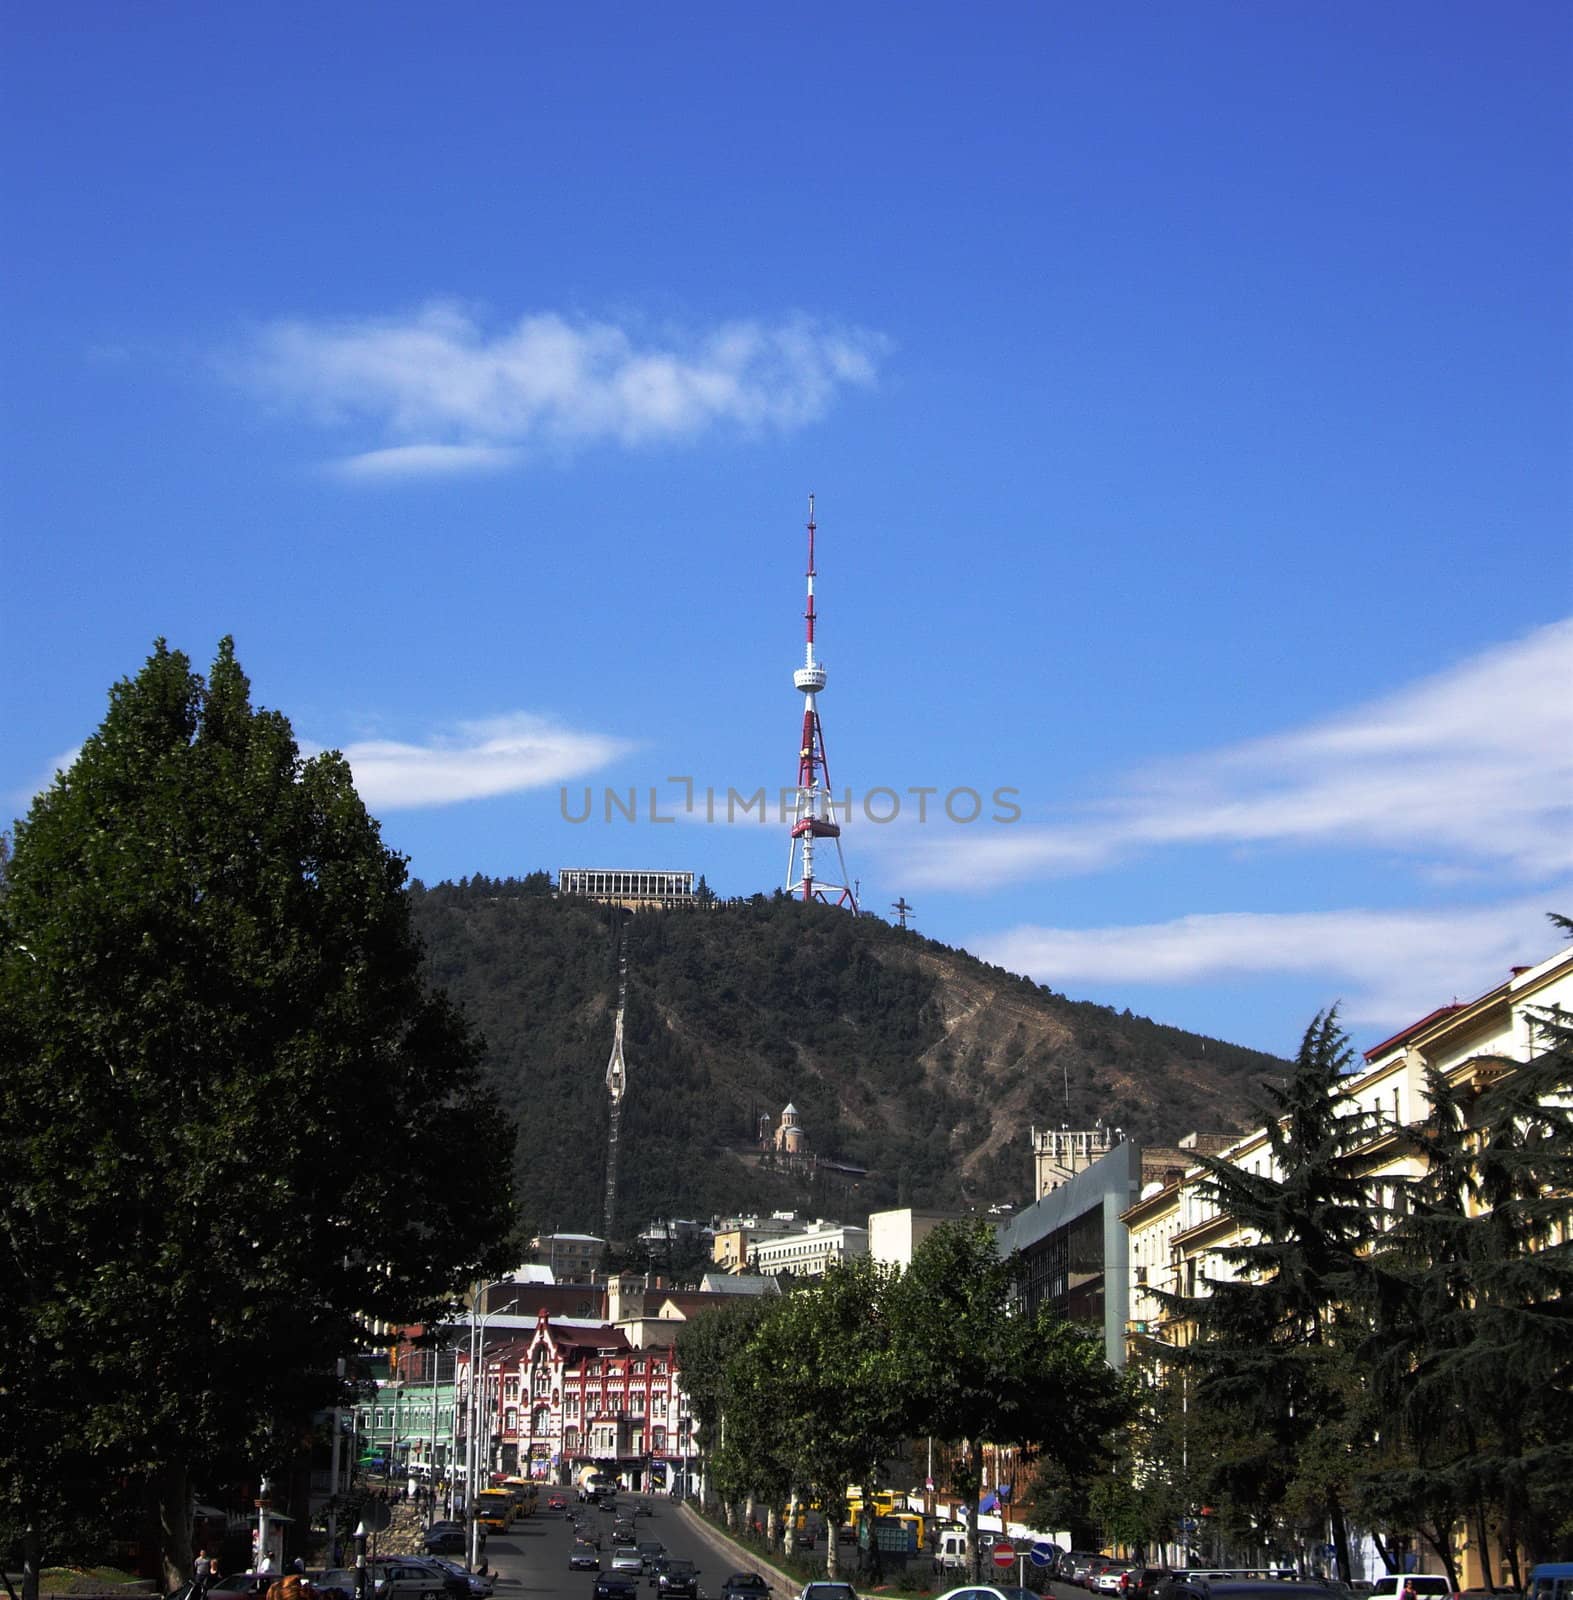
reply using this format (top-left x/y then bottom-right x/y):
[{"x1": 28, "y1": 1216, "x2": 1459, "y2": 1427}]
[{"x1": 558, "y1": 868, "x2": 694, "y2": 910}]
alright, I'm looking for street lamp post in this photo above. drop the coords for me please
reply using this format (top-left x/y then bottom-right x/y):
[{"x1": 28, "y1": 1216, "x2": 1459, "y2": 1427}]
[{"x1": 465, "y1": 1281, "x2": 512, "y2": 1572}]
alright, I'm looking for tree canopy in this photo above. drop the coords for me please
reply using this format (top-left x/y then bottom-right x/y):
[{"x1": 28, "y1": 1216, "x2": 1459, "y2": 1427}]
[{"x1": 0, "y1": 639, "x2": 514, "y2": 1586}]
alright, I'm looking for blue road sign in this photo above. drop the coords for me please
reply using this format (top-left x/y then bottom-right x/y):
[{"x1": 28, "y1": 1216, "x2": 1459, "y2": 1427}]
[{"x1": 1030, "y1": 1542, "x2": 1057, "y2": 1568}]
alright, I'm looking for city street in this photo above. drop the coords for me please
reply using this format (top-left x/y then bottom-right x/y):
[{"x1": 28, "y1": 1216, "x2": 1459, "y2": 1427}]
[
  {"x1": 480, "y1": 1502, "x2": 756, "y2": 1600},
  {"x1": 477, "y1": 1502, "x2": 1087, "y2": 1600}
]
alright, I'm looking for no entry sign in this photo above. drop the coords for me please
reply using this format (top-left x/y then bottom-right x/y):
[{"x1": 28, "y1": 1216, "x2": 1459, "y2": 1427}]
[{"x1": 993, "y1": 1542, "x2": 1016, "y2": 1568}]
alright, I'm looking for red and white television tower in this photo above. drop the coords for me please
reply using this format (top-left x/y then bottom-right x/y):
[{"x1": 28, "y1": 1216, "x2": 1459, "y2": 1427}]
[{"x1": 786, "y1": 494, "x2": 859, "y2": 913}]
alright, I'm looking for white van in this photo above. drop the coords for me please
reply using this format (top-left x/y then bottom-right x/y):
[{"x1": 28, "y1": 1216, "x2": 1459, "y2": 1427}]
[
  {"x1": 1368, "y1": 1577, "x2": 1450, "y2": 1600},
  {"x1": 933, "y1": 1530, "x2": 969, "y2": 1574}
]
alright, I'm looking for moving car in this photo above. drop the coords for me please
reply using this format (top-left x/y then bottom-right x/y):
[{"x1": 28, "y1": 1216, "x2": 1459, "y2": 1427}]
[
  {"x1": 549, "y1": 1495, "x2": 568, "y2": 1513},
  {"x1": 638, "y1": 1542, "x2": 666, "y2": 1574},
  {"x1": 594, "y1": 1578, "x2": 640, "y2": 1600},
  {"x1": 571, "y1": 1541, "x2": 602, "y2": 1572},
  {"x1": 721, "y1": 1577, "x2": 772, "y2": 1600},
  {"x1": 658, "y1": 1565, "x2": 700, "y2": 1600},
  {"x1": 933, "y1": 1588, "x2": 1039, "y2": 1600},
  {"x1": 799, "y1": 1585, "x2": 858, "y2": 1600},
  {"x1": 612, "y1": 1548, "x2": 645, "y2": 1577}
]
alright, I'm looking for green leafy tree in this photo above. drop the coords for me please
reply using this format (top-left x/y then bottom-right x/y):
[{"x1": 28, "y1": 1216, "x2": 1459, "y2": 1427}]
[
  {"x1": 1172, "y1": 1009, "x2": 1379, "y2": 1579},
  {"x1": 0, "y1": 641, "x2": 514, "y2": 1591},
  {"x1": 673, "y1": 1294, "x2": 778, "y2": 1526},
  {"x1": 746, "y1": 1258, "x2": 905, "y2": 1578},
  {"x1": 887, "y1": 1220, "x2": 1131, "y2": 1580}
]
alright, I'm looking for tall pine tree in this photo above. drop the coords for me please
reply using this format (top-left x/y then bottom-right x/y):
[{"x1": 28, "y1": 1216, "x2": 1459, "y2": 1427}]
[{"x1": 1173, "y1": 1009, "x2": 1378, "y2": 1578}]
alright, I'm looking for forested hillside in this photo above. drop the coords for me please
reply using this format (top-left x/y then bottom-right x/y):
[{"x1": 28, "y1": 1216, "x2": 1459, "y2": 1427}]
[{"x1": 409, "y1": 876, "x2": 1289, "y2": 1241}]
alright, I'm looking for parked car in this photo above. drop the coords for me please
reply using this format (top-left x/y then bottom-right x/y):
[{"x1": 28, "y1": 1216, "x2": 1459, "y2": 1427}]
[
  {"x1": 659, "y1": 1564, "x2": 701, "y2": 1600},
  {"x1": 370, "y1": 1558, "x2": 469, "y2": 1600},
  {"x1": 1096, "y1": 1562, "x2": 1140, "y2": 1594},
  {"x1": 424, "y1": 1524, "x2": 468, "y2": 1557},
  {"x1": 572, "y1": 1544, "x2": 602, "y2": 1573},
  {"x1": 364, "y1": 1559, "x2": 465, "y2": 1600},
  {"x1": 1086, "y1": 1558, "x2": 1116, "y2": 1590},
  {"x1": 612, "y1": 1547, "x2": 645, "y2": 1577},
  {"x1": 1369, "y1": 1581, "x2": 1452, "y2": 1600},
  {"x1": 425, "y1": 1559, "x2": 493, "y2": 1598},
  {"x1": 209, "y1": 1575, "x2": 283, "y2": 1600},
  {"x1": 1061, "y1": 1555, "x2": 1103, "y2": 1587},
  {"x1": 721, "y1": 1576, "x2": 772, "y2": 1600},
  {"x1": 315, "y1": 1570, "x2": 360, "y2": 1600},
  {"x1": 1129, "y1": 1567, "x2": 1174, "y2": 1600},
  {"x1": 1165, "y1": 1584, "x2": 1341, "y2": 1600}
]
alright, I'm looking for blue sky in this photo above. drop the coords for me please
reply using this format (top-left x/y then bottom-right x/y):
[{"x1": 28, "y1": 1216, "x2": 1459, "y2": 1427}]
[{"x1": 4, "y1": 2, "x2": 1569, "y2": 1057}]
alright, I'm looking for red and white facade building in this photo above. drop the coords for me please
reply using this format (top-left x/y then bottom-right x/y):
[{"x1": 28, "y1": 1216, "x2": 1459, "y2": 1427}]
[{"x1": 458, "y1": 1309, "x2": 696, "y2": 1491}]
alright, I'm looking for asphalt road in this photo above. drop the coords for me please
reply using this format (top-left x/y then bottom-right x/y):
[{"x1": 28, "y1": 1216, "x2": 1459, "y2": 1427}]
[
  {"x1": 479, "y1": 1500, "x2": 765, "y2": 1600},
  {"x1": 477, "y1": 1502, "x2": 1090, "y2": 1600}
]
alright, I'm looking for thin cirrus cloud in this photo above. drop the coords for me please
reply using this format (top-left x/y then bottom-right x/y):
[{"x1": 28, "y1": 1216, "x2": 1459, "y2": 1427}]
[
  {"x1": 882, "y1": 617, "x2": 1573, "y2": 891},
  {"x1": 974, "y1": 897, "x2": 1569, "y2": 1030},
  {"x1": 241, "y1": 301, "x2": 889, "y2": 477},
  {"x1": 331, "y1": 714, "x2": 633, "y2": 810}
]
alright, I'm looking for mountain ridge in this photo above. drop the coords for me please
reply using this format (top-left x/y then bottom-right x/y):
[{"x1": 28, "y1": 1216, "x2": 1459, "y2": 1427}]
[{"x1": 408, "y1": 876, "x2": 1289, "y2": 1239}]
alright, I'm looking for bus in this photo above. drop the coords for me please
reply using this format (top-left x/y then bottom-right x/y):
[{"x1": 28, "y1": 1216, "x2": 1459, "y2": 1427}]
[
  {"x1": 501, "y1": 1478, "x2": 539, "y2": 1518},
  {"x1": 473, "y1": 1489, "x2": 515, "y2": 1532},
  {"x1": 845, "y1": 1489, "x2": 898, "y2": 1522}
]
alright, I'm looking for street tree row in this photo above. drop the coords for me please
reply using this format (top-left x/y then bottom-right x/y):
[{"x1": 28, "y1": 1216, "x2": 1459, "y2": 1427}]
[{"x1": 674, "y1": 1219, "x2": 1133, "y2": 1583}]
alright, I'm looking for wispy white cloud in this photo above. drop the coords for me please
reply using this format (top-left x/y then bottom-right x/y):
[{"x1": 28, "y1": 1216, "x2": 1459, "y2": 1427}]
[
  {"x1": 974, "y1": 896, "x2": 1571, "y2": 1030},
  {"x1": 879, "y1": 618, "x2": 1573, "y2": 890},
  {"x1": 329, "y1": 713, "x2": 633, "y2": 809},
  {"x1": 328, "y1": 443, "x2": 521, "y2": 481},
  {"x1": 6, "y1": 746, "x2": 82, "y2": 815},
  {"x1": 240, "y1": 302, "x2": 888, "y2": 476}
]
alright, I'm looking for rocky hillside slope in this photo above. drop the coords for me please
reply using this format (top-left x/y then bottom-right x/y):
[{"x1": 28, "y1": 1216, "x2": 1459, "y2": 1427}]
[{"x1": 409, "y1": 877, "x2": 1286, "y2": 1242}]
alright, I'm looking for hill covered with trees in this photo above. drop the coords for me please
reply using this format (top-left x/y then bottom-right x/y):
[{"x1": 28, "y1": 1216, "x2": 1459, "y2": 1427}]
[{"x1": 410, "y1": 876, "x2": 1289, "y2": 1241}]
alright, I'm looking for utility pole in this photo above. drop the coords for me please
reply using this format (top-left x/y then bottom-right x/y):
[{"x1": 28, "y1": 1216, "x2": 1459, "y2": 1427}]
[{"x1": 891, "y1": 896, "x2": 915, "y2": 929}]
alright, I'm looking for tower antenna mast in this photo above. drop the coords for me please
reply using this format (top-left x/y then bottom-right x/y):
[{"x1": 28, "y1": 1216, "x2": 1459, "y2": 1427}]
[{"x1": 786, "y1": 494, "x2": 859, "y2": 912}]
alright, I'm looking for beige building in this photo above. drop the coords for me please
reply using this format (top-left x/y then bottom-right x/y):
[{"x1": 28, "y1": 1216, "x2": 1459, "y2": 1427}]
[
  {"x1": 867, "y1": 1206, "x2": 962, "y2": 1270},
  {"x1": 529, "y1": 1231, "x2": 607, "y2": 1282},
  {"x1": 1121, "y1": 940, "x2": 1573, "y2": 1582},
  {"x1": 748, "y1": 1218, "x2": 868, "y2": 1277}
]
